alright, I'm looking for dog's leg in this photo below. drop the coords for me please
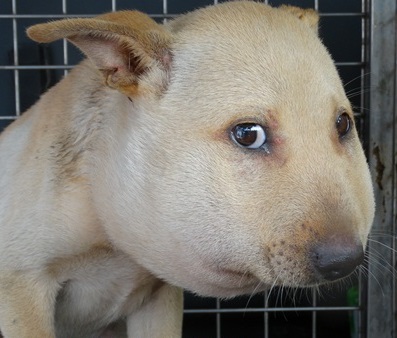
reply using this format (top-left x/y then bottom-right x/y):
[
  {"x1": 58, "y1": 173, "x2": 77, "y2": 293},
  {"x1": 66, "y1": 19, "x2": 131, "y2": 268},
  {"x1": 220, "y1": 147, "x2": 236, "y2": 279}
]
[
  {"x1": 127, "y1": 284, "x2": 183, "y2": 338},
  {"x1": 0, "y1": 272, "x2": 59, "y2": 338}
]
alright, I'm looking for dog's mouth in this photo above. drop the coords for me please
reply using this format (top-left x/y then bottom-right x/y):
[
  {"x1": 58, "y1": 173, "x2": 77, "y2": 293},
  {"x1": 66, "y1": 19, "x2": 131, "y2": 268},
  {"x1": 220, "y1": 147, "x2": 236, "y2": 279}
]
[
  {"x1": 191, "y1": 257, "x2": 354, "y2": 297},
  {"x1": 207, "y1": 266, "x2": 264, "y2": 292},
  {"x1": 216, "y1": 267, "x2": 256, "y2": 280}
]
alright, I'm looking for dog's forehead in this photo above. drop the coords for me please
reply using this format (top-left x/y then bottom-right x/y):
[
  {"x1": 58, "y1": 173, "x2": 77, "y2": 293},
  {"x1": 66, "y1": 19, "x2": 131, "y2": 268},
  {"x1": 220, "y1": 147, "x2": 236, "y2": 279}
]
[{"x1": 166, "y1": 2, "x2": 347, "y2": 114}]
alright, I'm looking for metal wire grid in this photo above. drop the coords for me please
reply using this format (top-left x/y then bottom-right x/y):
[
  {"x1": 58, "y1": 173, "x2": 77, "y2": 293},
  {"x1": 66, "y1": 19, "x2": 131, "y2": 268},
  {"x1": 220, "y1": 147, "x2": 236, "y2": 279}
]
[{"x1": 0, "y1": 1, "x2": 387, "y2": 338}]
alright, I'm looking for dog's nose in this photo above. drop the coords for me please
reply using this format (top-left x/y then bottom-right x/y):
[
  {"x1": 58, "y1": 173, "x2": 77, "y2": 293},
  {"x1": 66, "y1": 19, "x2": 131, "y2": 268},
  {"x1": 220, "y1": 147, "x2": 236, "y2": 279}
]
[{"x1": 311, "y1": 238, "x2": 364, "y2": 282}]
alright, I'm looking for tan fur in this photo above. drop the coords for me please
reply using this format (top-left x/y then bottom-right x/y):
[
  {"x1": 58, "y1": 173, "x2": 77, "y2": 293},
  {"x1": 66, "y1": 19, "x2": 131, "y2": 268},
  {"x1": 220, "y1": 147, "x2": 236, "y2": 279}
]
[
  {"x1": 27, "y1": 11, "x2": 173, "y2": 97},
  {"x1": 280, "y1": 5, "x2": 319, "y2": 32},
  {"x1": 0, "y1": 2, "x2": 374, "y2": 337}
]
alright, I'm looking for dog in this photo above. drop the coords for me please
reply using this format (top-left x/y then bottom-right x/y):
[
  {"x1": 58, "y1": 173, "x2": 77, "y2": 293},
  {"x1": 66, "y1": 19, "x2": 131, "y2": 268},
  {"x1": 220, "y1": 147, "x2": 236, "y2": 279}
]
[{"x1": 0, "y1": 2, "x2": 375, "y2": 337}]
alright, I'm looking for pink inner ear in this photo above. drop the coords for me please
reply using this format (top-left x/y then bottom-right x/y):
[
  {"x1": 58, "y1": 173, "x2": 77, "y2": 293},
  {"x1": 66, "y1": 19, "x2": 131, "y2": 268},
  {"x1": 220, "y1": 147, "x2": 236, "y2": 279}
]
[{"x1": 69, "y1": 36, "x2": 128, "y2": 72}]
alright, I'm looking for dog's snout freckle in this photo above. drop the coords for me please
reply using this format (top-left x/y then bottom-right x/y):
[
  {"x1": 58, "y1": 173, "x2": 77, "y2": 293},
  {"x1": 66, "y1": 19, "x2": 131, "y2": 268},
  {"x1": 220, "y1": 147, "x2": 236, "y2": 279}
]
[{"x1": 273, "y1": 137, "x2": 283, "y2": 145}]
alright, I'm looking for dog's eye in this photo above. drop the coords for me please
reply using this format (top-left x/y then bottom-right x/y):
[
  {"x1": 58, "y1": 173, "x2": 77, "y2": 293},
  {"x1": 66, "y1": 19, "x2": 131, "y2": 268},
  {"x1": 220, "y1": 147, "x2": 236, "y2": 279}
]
[
  {"x1": 336, "y1": 113, "x2": 352, "y2": 138},
  {"x1": 231, "y1": 123, "x2": 267, "y2": 149}
]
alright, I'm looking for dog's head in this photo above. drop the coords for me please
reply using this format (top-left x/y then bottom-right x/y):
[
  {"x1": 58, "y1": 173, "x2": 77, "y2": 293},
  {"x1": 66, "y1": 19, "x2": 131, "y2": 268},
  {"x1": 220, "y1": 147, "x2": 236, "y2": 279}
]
[{"x1": 28, "y1": 2, "x2": 374, "y2": 297}]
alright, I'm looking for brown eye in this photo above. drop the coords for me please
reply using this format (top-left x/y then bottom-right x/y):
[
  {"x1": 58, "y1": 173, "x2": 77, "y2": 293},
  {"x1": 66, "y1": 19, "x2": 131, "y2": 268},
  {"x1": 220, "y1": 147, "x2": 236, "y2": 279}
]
[
  {"x1": 231, "y1": 123, "x2": 267, "y2": 149},
  {"x1": 336, "y1": 113, "x2": 352, "y2": 138}
]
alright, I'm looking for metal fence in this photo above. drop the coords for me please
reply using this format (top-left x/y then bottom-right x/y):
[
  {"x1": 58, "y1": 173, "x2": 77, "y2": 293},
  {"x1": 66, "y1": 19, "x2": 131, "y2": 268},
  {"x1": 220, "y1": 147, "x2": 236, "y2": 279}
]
[{"x1": 0, "y1": 0, "x2": 395, "y2": 337}]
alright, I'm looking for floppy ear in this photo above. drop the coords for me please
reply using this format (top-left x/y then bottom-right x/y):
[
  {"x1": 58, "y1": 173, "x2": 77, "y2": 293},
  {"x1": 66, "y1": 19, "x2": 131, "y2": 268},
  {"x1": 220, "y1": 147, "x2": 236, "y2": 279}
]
[
  {"x1": 27, "y1": 11, "x2": 173, "y2": 96},
  {"x1": 279, "y1": 5, "x2": 319, "y2": 34}
]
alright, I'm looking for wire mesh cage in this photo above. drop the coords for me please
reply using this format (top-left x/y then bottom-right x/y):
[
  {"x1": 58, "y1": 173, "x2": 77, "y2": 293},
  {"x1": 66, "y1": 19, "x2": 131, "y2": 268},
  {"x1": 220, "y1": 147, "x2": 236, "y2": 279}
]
[{"x1": 0, "y1": 1, "x2": 395, "y2": 337}]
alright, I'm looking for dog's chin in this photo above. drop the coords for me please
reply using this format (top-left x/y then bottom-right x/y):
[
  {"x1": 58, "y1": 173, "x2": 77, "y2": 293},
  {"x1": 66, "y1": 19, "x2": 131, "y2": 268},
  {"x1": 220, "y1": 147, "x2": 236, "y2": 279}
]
[
  {"x1": 184, "y1": 267, "x2": 268, "y2": 298},
  {"x1": 183, "y1": 265, "x2": 346, "y2": 298}
]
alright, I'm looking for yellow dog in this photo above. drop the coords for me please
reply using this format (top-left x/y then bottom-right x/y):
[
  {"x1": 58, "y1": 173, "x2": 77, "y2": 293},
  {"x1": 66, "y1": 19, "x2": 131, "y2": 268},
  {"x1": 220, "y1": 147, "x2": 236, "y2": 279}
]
[{"x1": 0, "y1": 2, "x2": 374, "y2": 337}]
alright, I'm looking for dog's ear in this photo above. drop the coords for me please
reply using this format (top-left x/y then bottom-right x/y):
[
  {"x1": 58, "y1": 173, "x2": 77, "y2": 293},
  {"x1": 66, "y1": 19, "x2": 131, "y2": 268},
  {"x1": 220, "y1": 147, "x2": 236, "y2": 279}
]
[
  {"x1": 27, "y1": 11, "x2": 173, "y2": 96},
  {"x1": 279, "y1": 5, "x2": 319, "y2": 34}
]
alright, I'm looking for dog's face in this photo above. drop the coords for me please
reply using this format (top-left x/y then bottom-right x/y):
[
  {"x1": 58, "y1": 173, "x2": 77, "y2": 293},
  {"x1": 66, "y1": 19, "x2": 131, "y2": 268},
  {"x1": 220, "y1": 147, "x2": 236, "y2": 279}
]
[
  {"x1": 28, "y1": 2, "x2": 375, "y2": 297},
  {"x1": 110, "y1": 4, "x2": 374, "y2": 297}
]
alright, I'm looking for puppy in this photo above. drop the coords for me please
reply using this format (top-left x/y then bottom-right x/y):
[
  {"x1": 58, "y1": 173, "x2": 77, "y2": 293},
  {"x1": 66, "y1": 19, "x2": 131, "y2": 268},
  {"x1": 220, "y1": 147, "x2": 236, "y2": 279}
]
[{"x1": 0, "y1": 2, "x2": 374, "y2": 337}]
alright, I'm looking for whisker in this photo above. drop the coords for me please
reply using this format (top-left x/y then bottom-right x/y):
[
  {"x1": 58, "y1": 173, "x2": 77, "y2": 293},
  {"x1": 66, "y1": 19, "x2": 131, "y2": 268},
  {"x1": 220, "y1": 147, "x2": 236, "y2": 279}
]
[
  {"x1": 314, "y1": 285, "x2": 322, "y2": 302},
  {"x1": 352, "y1": 106, "x2": 371, "y2": 113},
  {"x1": 369, "y1": 231, "x2": 397, "y2": 239},
  {"x1": 361, "y1": 268, "x2": 384, "y2": 295},
  {"x1": 266, "y1": 274, "x2": 280, "y2": 305},
  {"x1": 366, "y1": 250, "x2": 395, "y2": 274},
  {"x1": 244, "y1": 279, "x2": 265, "y2": 310},
  {"x1": 369, "y1": 260, "x2": 393, "y2": 278},
  {"x1": 343, "y1": 71, "x2": 372, "y2": 88},
  {"x1": 345, "y1": 85, "x2": 373, "y2": 95},
  {"x1": 362, "y1": 255, "x2": 394, "y2": 296},
  {"x1": 359, "y1": 265, "x2": 369, "y2": 279},
  {"x1": 366, "y1": 251, "x2": 396, "y2": 279},
  {"x1": 276, "y1": 283, "x2": 283, "y2": 308},
  {"x1": 368, "y1": 238, "x2": 397, "y2": 254},
  {"x1": 347, "y1": 89, "x2": 373, "y2": 99},
  {"x1": 304, "y1": 286, "x2": 312, "y2": 304},
  {"x1": 292, "y1": 287, "x2": 299, "y2": 307}
]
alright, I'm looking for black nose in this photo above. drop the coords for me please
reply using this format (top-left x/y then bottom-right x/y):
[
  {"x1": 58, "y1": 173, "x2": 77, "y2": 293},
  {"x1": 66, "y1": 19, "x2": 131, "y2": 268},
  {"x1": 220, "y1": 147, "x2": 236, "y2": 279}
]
[{"x1": 311, "y1": 238, "x2": 364, "y2": 282}]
